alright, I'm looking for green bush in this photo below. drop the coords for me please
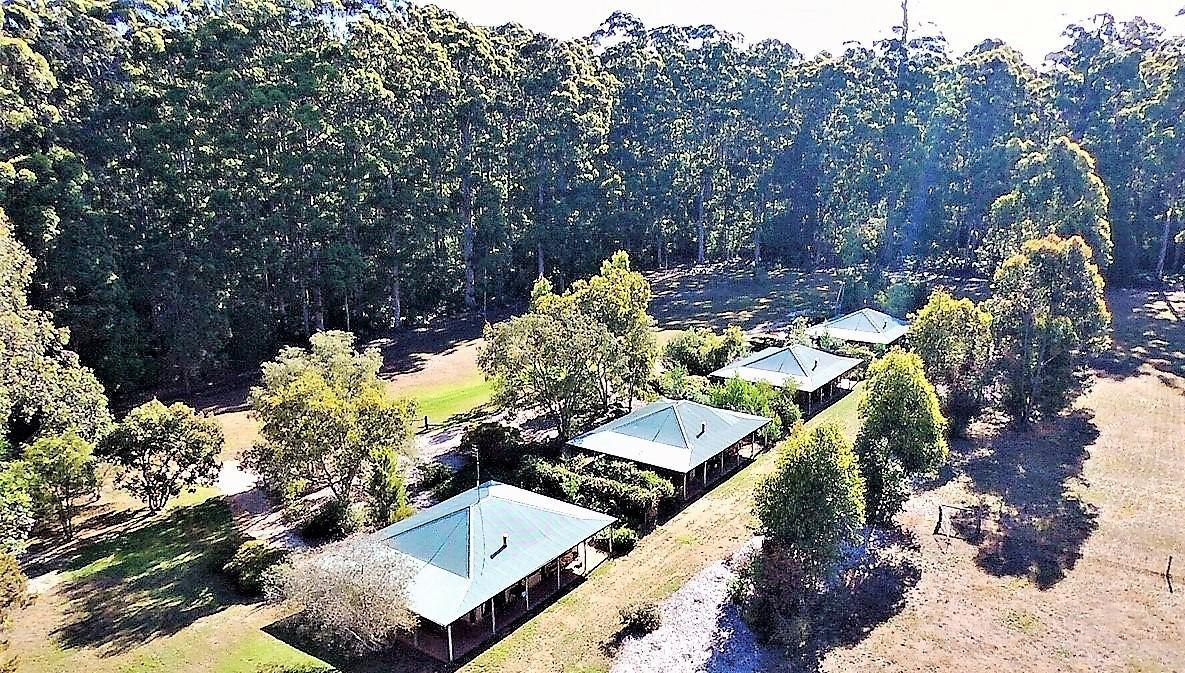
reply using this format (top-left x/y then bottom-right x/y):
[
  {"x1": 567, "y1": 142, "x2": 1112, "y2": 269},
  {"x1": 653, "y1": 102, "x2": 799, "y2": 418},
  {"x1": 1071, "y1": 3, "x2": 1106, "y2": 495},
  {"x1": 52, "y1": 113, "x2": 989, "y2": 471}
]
[
  {"x1": 877, "y1": 279, "x2": 927, "y2": 317},
  {"x1": 770, "y1": 388, "x2": 803, "y2": 434},
  {"x1": 459, "y1": 422, "x2": 525, "y2": 472},
  {"x1": 415, "y1": 461, "x2": 453, "y2": 490},
  {"x1": 654, "y1": 365, "x2": 711, "y2": 403},
  {"x1": 663, "y1": 326, "x2": 749, "y2": 376},
  {"x1": 222, "y1": 539, "x2": 289, "y2": 595},
  {"x1": 619, "y1": 601, "x2": 662, "y2": 634},
  {"x1": 606, "y1": 526, "x2": 638, "y2": 556},
  {"x1": 517, "y1": 456, "x2": 675, "y2": 530},
  {"x1": 708, "y1": 377, "x2": 786, "y2": 441},
  {"x1": 300, "y1": 499, "x2": 364, "y2": 543}
]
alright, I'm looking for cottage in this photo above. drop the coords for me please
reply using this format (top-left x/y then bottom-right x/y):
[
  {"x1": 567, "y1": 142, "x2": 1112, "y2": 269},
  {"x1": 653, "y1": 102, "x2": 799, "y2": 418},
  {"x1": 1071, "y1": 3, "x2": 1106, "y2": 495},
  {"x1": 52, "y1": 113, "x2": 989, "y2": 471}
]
[
  {"x1": 709, "y1": 344, "x2": 863, "y2": 413},
  {"x1": 567, "y1": 398, "x2": 770, "y2": 499},
  {"x1": 806, "y1": 307, "x2": 910, "y2": 345},
  {"x1": 373, "y1": 481, "x2": 615, "y2": 662}
]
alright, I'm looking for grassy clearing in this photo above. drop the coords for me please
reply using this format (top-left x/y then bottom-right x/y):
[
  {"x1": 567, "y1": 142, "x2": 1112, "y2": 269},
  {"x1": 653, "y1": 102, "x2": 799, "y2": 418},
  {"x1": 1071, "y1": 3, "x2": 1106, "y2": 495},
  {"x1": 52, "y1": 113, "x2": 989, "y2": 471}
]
[
  {"x1": 405, "y1": 375, "x2": 493, "y2": 424},
  {"x1": 11, "y1": 499, "x2": 325, "y2": 673}
]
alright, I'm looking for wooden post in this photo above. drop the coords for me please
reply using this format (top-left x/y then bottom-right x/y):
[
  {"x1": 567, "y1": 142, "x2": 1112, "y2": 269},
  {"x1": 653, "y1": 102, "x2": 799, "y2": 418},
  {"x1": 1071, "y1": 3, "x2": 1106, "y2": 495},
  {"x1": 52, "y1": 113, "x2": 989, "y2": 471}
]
[
  {"x1": 556, "y1": 557, "x2": 561, "y2": 589},
  {"x1": 682, "y1": 472, "x2": 688, "y2": 499},
  {"x1": 702, "y1": 463, "x2": 707, "y2": 486},
  {"x1": 491, "y1": 598, "x2": 497, "y2": 633},
  {"x1": 582, "y1": 540, "x2": 588, "y2": 572},
  {"x1": 608, "y1": 527, "x2": 614, "y2": 556},
  {"x1": 525, "y1": 576, "x2": 531, "y2": 609},
  {"x1": 447, "y1": 623, "x2": 454, "y2": 662}
]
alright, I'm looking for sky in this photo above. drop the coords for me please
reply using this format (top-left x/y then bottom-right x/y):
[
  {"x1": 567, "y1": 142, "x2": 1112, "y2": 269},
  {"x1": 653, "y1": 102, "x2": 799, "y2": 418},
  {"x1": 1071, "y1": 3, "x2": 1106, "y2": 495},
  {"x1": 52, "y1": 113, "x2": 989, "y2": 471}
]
[{"x1": 425, "y1": 0, "x2": 1185, "y2": 63}]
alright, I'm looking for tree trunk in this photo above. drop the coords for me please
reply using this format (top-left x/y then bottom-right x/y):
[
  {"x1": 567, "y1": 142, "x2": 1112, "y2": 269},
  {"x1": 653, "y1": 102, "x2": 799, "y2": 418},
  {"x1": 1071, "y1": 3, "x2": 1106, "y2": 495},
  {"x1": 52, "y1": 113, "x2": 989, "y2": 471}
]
[
  {"x1": 390, "y1": 263, "x2": 403, "y2": 331},
  {"x1": 1156, "y1": 206, "x2": 1175, "y2": 279},
  {"x1": 311, "y1": 255, "x2": 325, "y2": 333},
  {"x1": 536, "y1": 176, "x2": 546, "y2": 278},
  {"x1": 461, "y1": 116, "x2": 477, "y2": 309},
  {"x1": 696, "y1": 175, "x2": 708, "y2": 265}
]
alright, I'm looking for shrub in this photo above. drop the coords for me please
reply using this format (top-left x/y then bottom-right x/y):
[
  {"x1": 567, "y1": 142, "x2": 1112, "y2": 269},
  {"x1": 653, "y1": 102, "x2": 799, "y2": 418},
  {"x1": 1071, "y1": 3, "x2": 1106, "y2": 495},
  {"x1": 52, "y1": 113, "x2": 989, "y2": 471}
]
[
  {"x1": 663, "y1": 326, "x2": 749, "y2": 376},
  {"x1": 300, "y1": 499, "x2": 364, "y2": 543},
  {"x1": 707, "y1": 377, "x2": 784, "y2": 441},
  {"x1": 654, "y1": 365, "x2": 711, "y2": 403},
  {"x1": 605, "y1": 526, "x2": 638, "y2": 556},
  {"x1": 414, "y1": 461, "x2": 453, "y2": 491},
  {"x1": 877, "y1": 279, "x2": 927, "y2": 317},
  {"x1": 769, "y1": 388, "x2": 802, "y2": 434},
  {"x1": 459, "y1": 422, "x2": 525, "y2": 473},
  {"x1": 365, "y1": 448, "x2": 410, "y2": 528},
  {"x1": 223, "y1": 539, "x2": 289, "y2": 596},
  {"x1": 619, "y1": 601, "x2": 662, "y2": 634},
  {"x1": 517, "y1": 456, "x2": 675, "y2": 530}
]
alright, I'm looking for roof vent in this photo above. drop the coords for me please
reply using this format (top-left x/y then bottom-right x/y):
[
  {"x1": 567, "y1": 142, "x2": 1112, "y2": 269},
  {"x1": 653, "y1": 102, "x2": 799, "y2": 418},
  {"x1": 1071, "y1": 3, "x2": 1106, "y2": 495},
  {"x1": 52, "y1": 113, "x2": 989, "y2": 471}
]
[
  {"x1": 812, "y1": 360, "x2": 818, "y2": 371},
  {"x1": 502, "y1": 534, "x2": 509, "y2": 548},
  {"x1": 698, "y1": 422, "x2": 706, "y2": 437}
]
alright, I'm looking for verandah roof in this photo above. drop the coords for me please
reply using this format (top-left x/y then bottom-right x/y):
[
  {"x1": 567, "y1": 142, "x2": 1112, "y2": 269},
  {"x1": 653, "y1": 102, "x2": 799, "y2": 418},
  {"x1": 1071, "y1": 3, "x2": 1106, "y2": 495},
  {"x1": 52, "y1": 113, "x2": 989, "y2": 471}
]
[
  {"x1": 567, "y1": 398, "x2": 770, "y2": 473},
  {"x1": 372, "y1": 481, "x2": 614, "y2": 626},
  {"x1": 709, "y1": 344, "x2": 863, "y2": 393}
]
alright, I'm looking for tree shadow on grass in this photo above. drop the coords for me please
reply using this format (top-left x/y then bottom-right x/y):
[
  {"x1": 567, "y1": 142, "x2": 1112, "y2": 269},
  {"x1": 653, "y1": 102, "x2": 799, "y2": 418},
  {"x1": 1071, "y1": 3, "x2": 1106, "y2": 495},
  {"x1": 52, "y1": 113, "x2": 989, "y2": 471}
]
[
  {"x1": 959, "y1": 410, "x2": 1100, "y2": 590},
  {"x1": 1094, "y1": 288, "x2": 1185, "y2": 380},
  {"x1": 789, "y1": 529, "x2": 922, "y2": 673},
  {"x1": 50, "y1": 499, "x2": 246, "y2": 656}
]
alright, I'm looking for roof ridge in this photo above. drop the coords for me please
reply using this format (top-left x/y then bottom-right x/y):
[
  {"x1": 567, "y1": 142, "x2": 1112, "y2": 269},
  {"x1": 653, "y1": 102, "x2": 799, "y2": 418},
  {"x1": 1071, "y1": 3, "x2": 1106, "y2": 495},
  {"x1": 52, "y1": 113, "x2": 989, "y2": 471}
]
[
  {"x1": 668, "y1": 399, "x2": 693, "y2": 448},
  {"x1": 860, "y1": 308, "x2": 886, "y2": 333},
  {"x1": 785, "y1": 344, "x2": 812, "y2": 377}
]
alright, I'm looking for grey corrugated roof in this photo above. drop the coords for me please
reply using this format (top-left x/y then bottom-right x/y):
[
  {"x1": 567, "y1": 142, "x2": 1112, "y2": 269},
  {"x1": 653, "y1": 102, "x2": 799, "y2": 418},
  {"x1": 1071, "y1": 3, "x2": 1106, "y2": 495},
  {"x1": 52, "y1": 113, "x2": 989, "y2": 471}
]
[
  {"x1": 709, "y1": 344, "x2": 863, "y2": 393},
  {"x1": 567, "y1": 399, "x2": 770, "y2": 473},
  {"x1": 372, "y1": 481, "x2": 614, "y2": 626},
  {"x1": 806, "y1": 307, "x2": 909, "y2": 344}
]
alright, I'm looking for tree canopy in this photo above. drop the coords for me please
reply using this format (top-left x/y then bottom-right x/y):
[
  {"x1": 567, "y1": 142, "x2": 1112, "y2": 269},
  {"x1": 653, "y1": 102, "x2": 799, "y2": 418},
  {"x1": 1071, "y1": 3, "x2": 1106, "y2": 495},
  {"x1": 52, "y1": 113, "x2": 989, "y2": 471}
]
[
  {"x1": 479, "y1": 251, "x2": 656, "y2": 438},
  {"x1": 99, "y1": 399, "x2": 224, "y2": 513},
  {"x1": 246, "y1": 331, "x2": 418, "y2": 502},
  {"x1": 855, "y1": 349, "x2": 948, "y2": 524},
  {"x1": 910, "y1": 289, "x2": 994, "y2": 433},
  {"x1": 989, "y1": 234, "x2": 1112, "y2": 424},
  {"x1": 0, "y1": 4, "x2": 1180, "y2": 396},
  {"x1": 754, "y1": 422, "x2": 866, "y2": 570}
]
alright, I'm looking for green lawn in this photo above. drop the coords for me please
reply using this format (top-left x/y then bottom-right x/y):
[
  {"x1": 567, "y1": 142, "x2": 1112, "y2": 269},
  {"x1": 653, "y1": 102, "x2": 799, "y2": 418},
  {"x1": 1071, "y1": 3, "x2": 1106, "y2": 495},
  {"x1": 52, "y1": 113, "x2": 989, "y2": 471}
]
[
  {"x1": 405, "y1": 376, "x2": 493, "y2": 425},
  {"x1": 13, "y1": 499, "x2": 327, "y2": 673}
]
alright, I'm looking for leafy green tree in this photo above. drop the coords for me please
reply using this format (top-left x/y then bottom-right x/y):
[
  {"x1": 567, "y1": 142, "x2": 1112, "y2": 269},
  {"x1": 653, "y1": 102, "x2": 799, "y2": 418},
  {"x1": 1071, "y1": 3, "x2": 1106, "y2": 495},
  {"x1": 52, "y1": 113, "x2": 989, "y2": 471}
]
[
  {"x1": 855, "y1": 349, "x2": 948, "y2": 524},
  {"x1": 989, "y1": 234, "x2": 1111, "y2": 424},
  {"x1": 0, "y1": 210, "x2": 111, "y2": 444},
  {"x1": 0, "y1": 464, "x2": 35, "y2": 554},
  {"x1": 754, "y1": 422, "x2": 866, "y2": 571},
  {"x1": 246, "y1": 331, "x2": 417, "y2": 502},
  {"x1": 979, "y1": 136, "x2": 1114, "y2": 274},
  {"x1": 1, "y1": 550, "x2": 29, "y2": 673},
  {"x1": 663, "y1": 326, "x2": 749, "y2": 376},
  {"x1": 480, "y1": 290, "x2": 611, "y2": 439},
  {"x1": 707, "y1": 377, "x2": 785, "y2": 442},
  {"x1": 365, "y1": 447, "x2": 412, "y2": 528},
  {"x1": 565, "y1": 251, "x2": 658, "y2": 404},
  {"x1": 910, "y1": 289, "x2": 993, "y2": 433},
  {"x1": 99, "y1": 399, "x2": 224, "y2": 513},
  {"x1": 23, "y1": 431, "x2": 97, "y2": 539}
]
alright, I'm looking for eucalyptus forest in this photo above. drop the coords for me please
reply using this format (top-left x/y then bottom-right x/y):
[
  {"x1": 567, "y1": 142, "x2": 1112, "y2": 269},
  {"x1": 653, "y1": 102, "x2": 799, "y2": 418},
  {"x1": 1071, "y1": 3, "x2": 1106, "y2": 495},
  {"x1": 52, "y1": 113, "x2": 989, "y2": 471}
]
[{"x1": 2, "y1": 0, "x2": 1183, "y2": 400}]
